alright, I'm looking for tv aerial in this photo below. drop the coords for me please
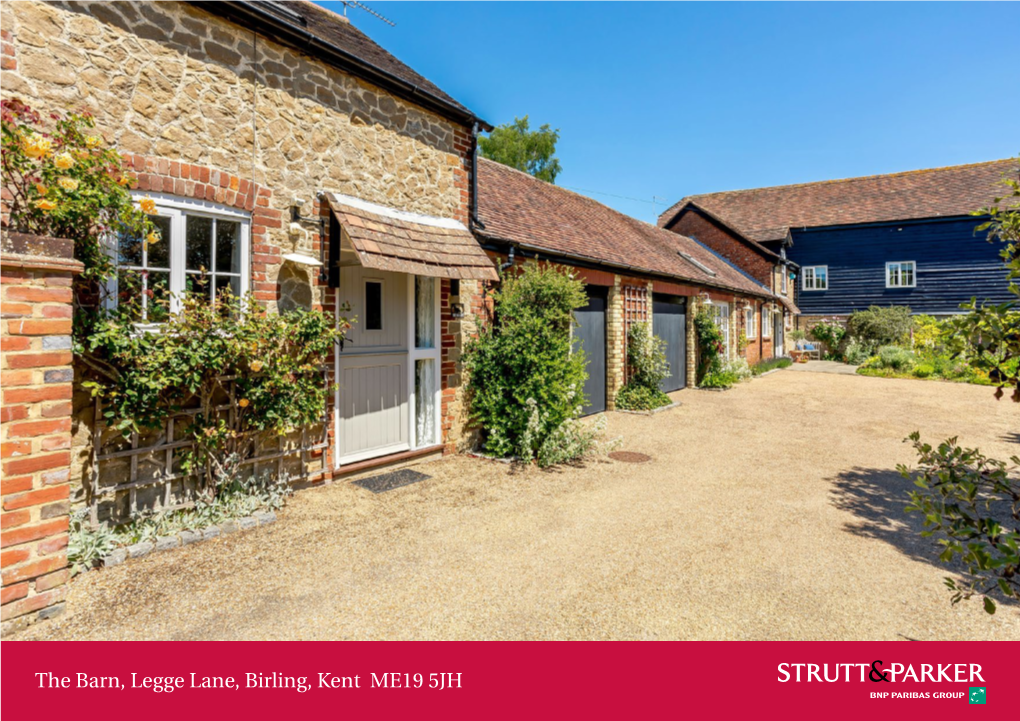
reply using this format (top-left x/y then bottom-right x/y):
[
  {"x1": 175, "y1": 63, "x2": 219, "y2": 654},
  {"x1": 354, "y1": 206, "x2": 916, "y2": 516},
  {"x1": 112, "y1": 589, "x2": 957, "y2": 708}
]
[{"x1": 342, "y1": 2, "x2": 396, "y2": 26}]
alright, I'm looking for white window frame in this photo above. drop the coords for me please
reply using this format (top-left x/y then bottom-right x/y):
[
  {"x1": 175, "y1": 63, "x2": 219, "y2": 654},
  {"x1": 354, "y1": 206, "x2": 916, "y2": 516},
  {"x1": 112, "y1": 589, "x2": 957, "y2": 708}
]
[
  {"x1": 107, "y1": 192, "x2": 251, "y2": 323},
  {"x1": 744, "y1": 305, "x2": 757, "y2": 340},
  {"x1": 407, "y1": 275, "x2": 441, "y2": 451},
  {"x1": 802, "y1": 265, "x2": 828, "y2": 291},
  {"x1": 781, "y1": 266, "x2": 788, "y2": 294},
  {"x1": 886, "y1": 260, "x2": 916, "y2": 288},
  {"x1": 707, "y1": 301, "x2": 731, "y2": 358},
  {"x1": 762, "y1": 306, "x2": 772, "y2": 338}
]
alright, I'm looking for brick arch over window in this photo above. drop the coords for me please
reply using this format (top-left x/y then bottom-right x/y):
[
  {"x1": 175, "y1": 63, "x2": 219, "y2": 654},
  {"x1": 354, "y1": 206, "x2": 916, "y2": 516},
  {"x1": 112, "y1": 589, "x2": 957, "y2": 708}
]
[{"x1": 120, "y1": 154, "x2": 283, "y2": 304}]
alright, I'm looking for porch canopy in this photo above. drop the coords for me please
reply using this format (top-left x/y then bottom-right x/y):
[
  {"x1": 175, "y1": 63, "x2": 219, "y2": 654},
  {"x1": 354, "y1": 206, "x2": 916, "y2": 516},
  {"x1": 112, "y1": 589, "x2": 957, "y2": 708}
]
[{"x1": 324, "y1": 192, "x2": 498, "y2": 281}]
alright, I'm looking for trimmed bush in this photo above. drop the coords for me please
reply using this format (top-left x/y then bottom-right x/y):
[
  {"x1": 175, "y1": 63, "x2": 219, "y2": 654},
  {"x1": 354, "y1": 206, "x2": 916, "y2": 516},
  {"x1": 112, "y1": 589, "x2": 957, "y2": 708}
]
[
  {"x1": 464, "y1": 263, "x2": 589, "y2": 461},
  {"x1": 877, "y1": 345, "x2": 915, "y2": 371},
  {"x1": 846, "y1": 306, "x2": 915, "y2": 347}
]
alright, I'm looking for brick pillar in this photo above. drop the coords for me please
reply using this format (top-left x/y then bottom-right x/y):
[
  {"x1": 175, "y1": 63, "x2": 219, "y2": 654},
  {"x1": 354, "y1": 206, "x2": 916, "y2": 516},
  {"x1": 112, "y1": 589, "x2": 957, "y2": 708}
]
[
  {"x1": 1, "y1": 232, "x2": 80, "y2": 636},
  {"x1": 686, "y1": 295, "x2": 699, "y2": 388},
  {"x1": 605, "y1": 275, "x2": 624, "y2": 410}
]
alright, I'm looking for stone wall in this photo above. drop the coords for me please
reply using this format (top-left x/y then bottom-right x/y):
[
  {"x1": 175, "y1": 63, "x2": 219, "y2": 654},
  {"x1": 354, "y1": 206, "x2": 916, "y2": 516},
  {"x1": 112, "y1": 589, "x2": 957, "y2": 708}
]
[
  {"x1": 1, "y1": 234, "x2": 81, "y2": 634},
  {"x1": 2, "y1": 1, "x2": 479, "y2": 496},
  {"x1": 0, "y1": 0, "x2": 472, "y2": 313}
]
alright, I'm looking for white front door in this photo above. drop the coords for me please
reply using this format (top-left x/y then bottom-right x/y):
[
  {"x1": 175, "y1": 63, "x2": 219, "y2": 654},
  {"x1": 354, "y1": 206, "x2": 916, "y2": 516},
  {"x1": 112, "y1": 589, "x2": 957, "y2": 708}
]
[{"x1": 334, "y1": 268, "x2": 441, "y2": 466}]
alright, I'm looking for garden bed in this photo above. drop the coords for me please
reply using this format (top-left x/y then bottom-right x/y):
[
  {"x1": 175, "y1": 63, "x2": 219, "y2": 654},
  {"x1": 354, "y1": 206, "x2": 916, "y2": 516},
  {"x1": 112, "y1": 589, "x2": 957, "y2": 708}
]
[
  {"x1": 615, "y1": 400, "x2": 682, "y2": 416},
  {"x1": 92, "y1": 511, "x2": 277, "y2": 571}
]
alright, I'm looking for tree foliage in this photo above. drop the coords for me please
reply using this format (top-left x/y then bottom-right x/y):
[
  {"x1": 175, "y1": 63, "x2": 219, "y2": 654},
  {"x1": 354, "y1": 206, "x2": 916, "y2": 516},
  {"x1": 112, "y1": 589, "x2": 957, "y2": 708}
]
[
  {"x1": 464, "y1": 263, "x2": 588, "y2": 459},
  {"x1": 901, "y1": 434, "x2": 1019, "y2": 613},
  {"x1": 479, "y1": 115, "x2": 562, "y2": 183}
]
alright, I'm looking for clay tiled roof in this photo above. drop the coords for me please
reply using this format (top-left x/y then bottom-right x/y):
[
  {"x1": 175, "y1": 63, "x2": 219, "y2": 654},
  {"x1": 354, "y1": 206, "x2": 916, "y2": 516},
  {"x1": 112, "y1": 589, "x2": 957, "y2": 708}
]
[
  {"x1": 282, "y1": 1, "x2": 473, "y2": 116},
  {"x1": 476, "y1": 159, "x2": 774, "y2": 299},
  {"x1": 325, "y1": 193, "x2": 497, "y2": 281},
  {"x1": 658, "y1": 159, "x2": 1018, "y2": 242}
]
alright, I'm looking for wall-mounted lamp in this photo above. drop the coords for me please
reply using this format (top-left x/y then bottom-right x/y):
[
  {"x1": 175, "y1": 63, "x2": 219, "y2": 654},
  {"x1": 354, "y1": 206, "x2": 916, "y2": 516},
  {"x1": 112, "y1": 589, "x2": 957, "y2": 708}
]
[
  {"x1": 451, "y1": 302, "x2": 465, "y2": 319},
  {"x1": 290, "y1": 193, "x2": 328, "y2": 283}
]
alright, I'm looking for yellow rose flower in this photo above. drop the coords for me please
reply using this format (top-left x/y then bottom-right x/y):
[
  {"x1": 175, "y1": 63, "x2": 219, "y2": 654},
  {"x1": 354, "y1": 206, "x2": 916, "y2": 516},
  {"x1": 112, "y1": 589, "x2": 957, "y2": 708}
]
[
  {"x1": 22, "y1": 134, "x2": 52, "y2": 158},
  {"x1": 57, "y1": 176, "x2": 79, "y2": 192},
  {"x1": 35, "y1": 183, "x2": 48, "y2": 195},
  {"x1": 238, "y1": 398, "x2": 250, "y2": 408},
  {"x1": 146, "y1": 231, "x2": 160, "y2": 246},
  {"x1": 250, "y1": 361, "x2": 264, "y2": 372},
  {"x1": 139, "y1": 196, "x2": 157, "y2": 214},
  {"x1": 85, "y1": 135, "x2": 102, "y2": 148},
  {"x1": 53, "y1": 152, "x2": 75, "y2": 170},
  {"x1": 34, "y1": 199, "x2": 57, "y2": 211}
]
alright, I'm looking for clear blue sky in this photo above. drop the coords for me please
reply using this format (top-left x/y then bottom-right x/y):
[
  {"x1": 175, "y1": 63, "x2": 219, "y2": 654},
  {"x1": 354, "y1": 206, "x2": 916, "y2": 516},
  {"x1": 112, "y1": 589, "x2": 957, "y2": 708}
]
[{"x1": 318, "y1": 1, "x2": 1020, "y2": 223}]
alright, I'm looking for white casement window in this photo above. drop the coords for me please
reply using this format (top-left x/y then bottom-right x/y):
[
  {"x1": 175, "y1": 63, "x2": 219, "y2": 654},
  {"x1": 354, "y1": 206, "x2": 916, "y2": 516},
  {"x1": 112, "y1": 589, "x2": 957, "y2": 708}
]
[
  {"x1": 781, "y1": 266, "x2": 788, "y2": 294},
  {"x1": 708, "y1": 301, "x2": 731, "y2": 357},
  {"x1": 762, "y1": 306, "x2": 772, "y2": 338},
  {"x1": 802, "y1": 265, "x2": 828, "y2": 291},
  {"x1": 744, "y1": 305, "x2": 756, "y2": 339},
  {"x1": 109, "y1": 193, "x2": 251, "y2": 323},
  {"x1": 886, "y1": 261, "x2": 916, "y2": 288}
]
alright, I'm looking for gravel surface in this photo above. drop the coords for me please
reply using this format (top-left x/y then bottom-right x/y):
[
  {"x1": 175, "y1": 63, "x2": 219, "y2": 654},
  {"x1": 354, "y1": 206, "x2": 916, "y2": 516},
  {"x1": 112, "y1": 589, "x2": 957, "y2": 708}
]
[{"x1": 15, "y1": 371, "x2": 1020, "y2": 641}]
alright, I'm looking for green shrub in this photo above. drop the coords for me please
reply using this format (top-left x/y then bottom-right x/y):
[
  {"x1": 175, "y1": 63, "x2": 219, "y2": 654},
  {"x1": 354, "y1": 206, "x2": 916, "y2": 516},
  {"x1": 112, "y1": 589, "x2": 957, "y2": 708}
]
[
  {"x1": 626, "y1": 322, "x2": 670, "y2": 389},
  {"x1": 809, "y1": 318, "x2": 846, "y2": 353},
  {"x1": 616, "y1": 383, "x2": 671, "y2": 411},
  {"x1": 536, "y1": 412, "x2": 616, "y2": 468},
  {"x1": 700, "y1": 370, "x2": 740, "y2": 388},
  {"x1": 751, "y1": 357, "x2": 793, "y2": 375},
  {"x1": 877, "y1": 345, "x2": 915, "y2": 371},
  {"x1": 724, "y1": 358, "x2": 753, "y2": 381},
  {"x1": 694, "y1": 308, "x2": 725, "y2": 383},
  {"x1": 846, "y1": 306, "x2": 915, "y2": 347},
  {"x1": 843, "y1": 338, "x2": 876, "y2": 365},
  {"x1": 464, "y1": 263, "x2": 589, "y2": 460},
  {"x1": 788, "y1": 329, "x2": 807, "y2": 343},
  {"x1": 912, "y1": 314, "x2": 952, "y2": 353},
  {"x1": 913, "y1": 363, "x2": 935, "y2": 378}
]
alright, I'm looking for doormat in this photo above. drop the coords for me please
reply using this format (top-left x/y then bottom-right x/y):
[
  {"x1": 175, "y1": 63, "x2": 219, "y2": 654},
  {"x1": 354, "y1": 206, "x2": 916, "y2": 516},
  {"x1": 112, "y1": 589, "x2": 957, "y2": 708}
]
[
  {"x1": 353, "y1": 468, "x2": 431, "y2": 494},
  {"x1": 609, "y1": 451, "x2": 652, "y2": 464}
]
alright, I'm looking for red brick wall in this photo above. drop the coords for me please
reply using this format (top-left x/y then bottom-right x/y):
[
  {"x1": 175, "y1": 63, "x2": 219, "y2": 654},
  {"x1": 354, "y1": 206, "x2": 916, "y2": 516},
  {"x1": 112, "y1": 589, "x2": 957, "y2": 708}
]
[
  {"x1": 667, "y1": 210, "x2": 773, "y2": 286},
  {"x1": 1, "y1": 247, "x2": 81, "y2": 634}
]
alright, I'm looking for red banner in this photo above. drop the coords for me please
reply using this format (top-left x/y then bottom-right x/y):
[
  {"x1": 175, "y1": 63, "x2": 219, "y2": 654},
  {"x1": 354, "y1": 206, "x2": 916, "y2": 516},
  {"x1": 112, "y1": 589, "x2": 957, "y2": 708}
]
[{"x1": 1, "y1": 641, "x2": 1013, "y2": 719}]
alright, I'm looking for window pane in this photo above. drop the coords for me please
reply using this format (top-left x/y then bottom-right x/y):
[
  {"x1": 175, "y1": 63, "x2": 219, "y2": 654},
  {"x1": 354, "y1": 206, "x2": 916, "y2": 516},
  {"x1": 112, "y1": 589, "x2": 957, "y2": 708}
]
[
  {"x1": 147, "y1": 215, "x2": 172, "y2": 269},
  {"x1": 215, "y1": 220, "x2": 241, "y2": 274},
  {"x1": 118, "y1": 230, "x2": 143, "y2": 267},
  {"x1": 117, "y1": 269, "x2": 146, "y2": 321},
  {"x1": 185, "y1": 273, "x2": 211, "y2": 303},
  {"x1": 415, "y1": 359, "x2": 436, "y2": 447},
  {"x1": 414, "y1": 276, "x2": 435, "y2": 348},
  {"x1": 147, "y1": 271, "x2": 171, "y2": 323},
  {"x1": 186, "y1": 215, "x2": 213, "y2": 272},
  {"x1": 365, "y1": 281, "x2": 382, "y2": 330},
  {"x1": 214, "y1": 274, "x2": 241, "y2": 303}
]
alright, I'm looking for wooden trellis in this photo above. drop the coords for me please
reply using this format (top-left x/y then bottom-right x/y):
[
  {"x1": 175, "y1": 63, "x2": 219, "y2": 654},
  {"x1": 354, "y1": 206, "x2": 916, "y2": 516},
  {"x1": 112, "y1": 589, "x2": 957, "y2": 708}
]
[
  {"x1": 622, "y1": 284, "x2": 649, "y2": 381},
  {"x1": 87, "y1": 367, "x2": 332, "y2": 526}
]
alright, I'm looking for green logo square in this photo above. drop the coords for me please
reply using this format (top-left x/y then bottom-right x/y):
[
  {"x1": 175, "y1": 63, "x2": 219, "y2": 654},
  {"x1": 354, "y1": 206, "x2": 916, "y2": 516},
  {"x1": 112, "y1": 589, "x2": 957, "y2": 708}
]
[{"x1": 968, "y1": 687, "x2": 986, "y2": 704}]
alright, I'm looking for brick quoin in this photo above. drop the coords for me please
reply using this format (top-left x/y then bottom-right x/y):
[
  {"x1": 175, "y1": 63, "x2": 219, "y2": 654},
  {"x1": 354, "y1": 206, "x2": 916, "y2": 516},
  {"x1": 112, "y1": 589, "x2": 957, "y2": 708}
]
[{"x1": 1, "y1": 240, "x2": 79, "y2": 634}]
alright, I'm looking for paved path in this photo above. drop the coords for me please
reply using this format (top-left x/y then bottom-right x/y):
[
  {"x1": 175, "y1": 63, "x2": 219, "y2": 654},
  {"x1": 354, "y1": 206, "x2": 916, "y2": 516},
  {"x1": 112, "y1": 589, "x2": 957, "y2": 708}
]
[
  {"x1": 19, "y1": 371, "x2": 1020, "y2": 640},
  {"x1": 786, "y1": 359, "x2": 860, "y2": 374}
]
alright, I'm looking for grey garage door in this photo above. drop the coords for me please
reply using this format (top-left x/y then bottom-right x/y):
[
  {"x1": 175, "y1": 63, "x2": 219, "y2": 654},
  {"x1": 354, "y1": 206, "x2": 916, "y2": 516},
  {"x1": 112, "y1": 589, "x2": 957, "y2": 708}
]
[
  {"x1": 653, "y1": 296, "x2": 686, "y2": 393},
  {"x1": 574, "y1": 288, "x2": 607, "y2": 415}
]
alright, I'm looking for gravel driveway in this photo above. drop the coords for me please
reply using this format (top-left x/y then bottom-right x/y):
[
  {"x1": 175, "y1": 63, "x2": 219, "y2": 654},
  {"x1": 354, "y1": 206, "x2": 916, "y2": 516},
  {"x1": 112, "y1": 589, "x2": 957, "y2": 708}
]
[{"x1": 17, "y1": 371, "x2": 1020, "y2": 641}]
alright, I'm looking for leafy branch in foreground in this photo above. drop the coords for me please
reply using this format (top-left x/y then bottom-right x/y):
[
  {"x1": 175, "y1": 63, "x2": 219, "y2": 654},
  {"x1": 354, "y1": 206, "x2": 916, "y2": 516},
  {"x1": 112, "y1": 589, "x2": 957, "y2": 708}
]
[{"x1": 900, "y1": 433, "x2": 1019, "y2": 614}]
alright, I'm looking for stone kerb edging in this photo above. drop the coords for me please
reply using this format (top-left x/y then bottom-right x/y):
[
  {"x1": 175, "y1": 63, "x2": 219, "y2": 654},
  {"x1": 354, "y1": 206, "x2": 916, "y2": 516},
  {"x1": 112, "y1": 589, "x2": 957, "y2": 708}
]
[
  {"x1": 614, "y1": 401, "x2": 683, "y2": 416},
  {"x1": 95, "y1": 511, "x2": 277, "y2": 570}
]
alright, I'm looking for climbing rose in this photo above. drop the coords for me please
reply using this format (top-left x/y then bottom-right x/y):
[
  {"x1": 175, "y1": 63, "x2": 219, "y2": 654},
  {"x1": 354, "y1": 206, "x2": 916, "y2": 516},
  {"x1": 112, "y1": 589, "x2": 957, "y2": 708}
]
[
  {"x1": 57, "y1": 176, "x2": 79, "y2": 192},
  {"x1": 238, "y1": 398, "x2": 250, "y2": 408},
  {"x1": 34, "y1": 199, "x2": 56, "y2": 211},
  {"x1": 22, "y1": 133, "x2": 51, "y2": 158},
  {"x1": 139, "y1": 196, "x2": 157, "y2": 214},
  {"x1": 53, "y1": 152, "x2": 75, "y2": 169},
  {"x1": 85, "y1": 135, "x2": 102, "y2": 148},
  {"x1": 250, "y1": 361, "x2": 264, "y2": 372},
  {"x1": 145, "y1": 231, "x2": 159, "y2": 246},
  {"x1": 35, "y1": 183, "x2": 48, "y2": 195}
]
